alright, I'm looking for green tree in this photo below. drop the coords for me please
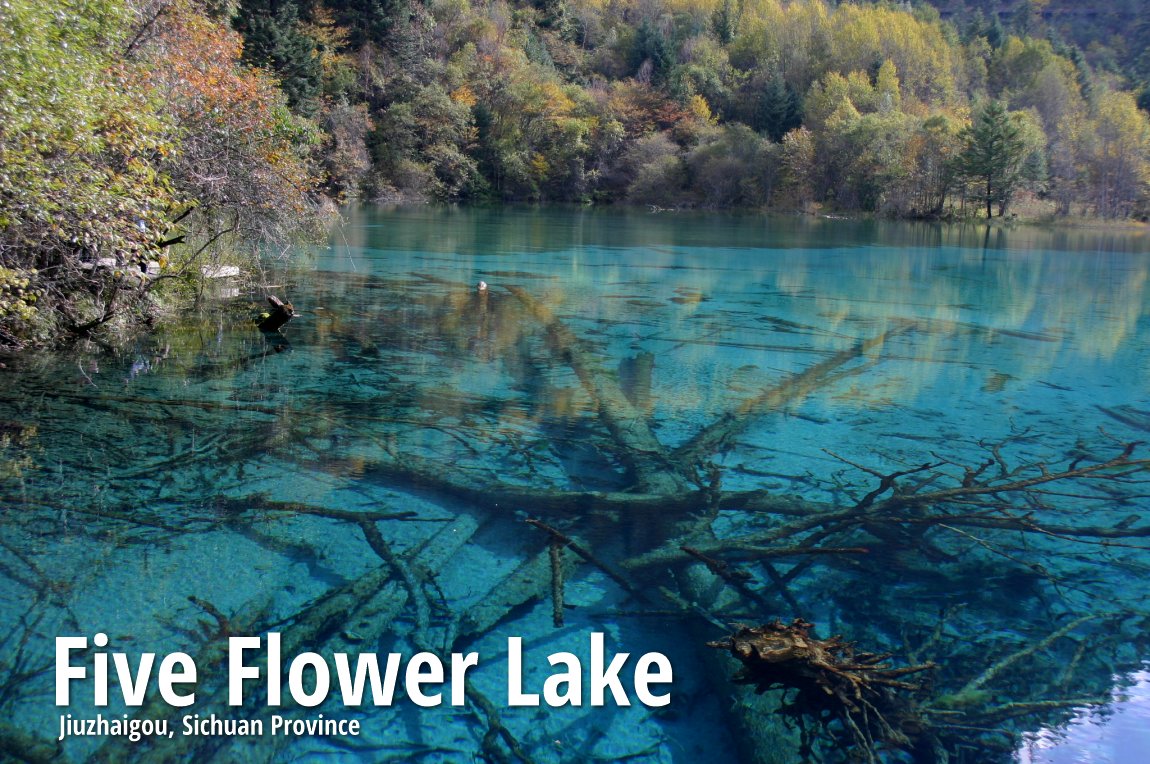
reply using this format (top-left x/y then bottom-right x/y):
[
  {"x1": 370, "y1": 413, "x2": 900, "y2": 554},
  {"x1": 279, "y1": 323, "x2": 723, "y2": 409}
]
[
  {"x1": 0, "y1": 0, "x2": 176, "y2": 344},
  {"x1": 911, "y1": 114, "x2": 963, "y2": 217},
  {"x1": 957, "y1": 100, "x2": 1029, "y2": 218},
  {"x1": 629, "y1": 21, "x2": 673, "y2": 86},
  {"x1": 369, "y1": 86, "x2": 482, "y2": 200},
  {"x1": 731, "y1": 75, "x2": 802, "y2": 141},
  {"x1": 686, "y1": 124, "x2": 774, "y2": 207},
  {"x1": 779, "y1": 127, "x2": 817, "y2": 207},
  {"x1": 1082, "y1": 91, "x2": 1150, "y2": 218},
  {"x1": 712, "y1": 0, "x2": 739, "y2": 45},
  {"x1": 0, "y1": 0, "x2": 320, "y2": 347},
  {"x1": 233, "y1": 0, "x2": 322, "y2": 114},
  {"x1": 326, "y1": 0, "x2": 410, "y2": 49}
]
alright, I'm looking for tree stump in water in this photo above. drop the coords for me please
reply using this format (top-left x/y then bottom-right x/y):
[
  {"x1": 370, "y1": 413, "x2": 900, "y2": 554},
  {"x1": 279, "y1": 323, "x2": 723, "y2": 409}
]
[
  {"x1": 708, "y1": 620, "x2": 939, "y2": 761},
  {"x1": 257, "y1": 295, "x2": 294, "y2": 332}
]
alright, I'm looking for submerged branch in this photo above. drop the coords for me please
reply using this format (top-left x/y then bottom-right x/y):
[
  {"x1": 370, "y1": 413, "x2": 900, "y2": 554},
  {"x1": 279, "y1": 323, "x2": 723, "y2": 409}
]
[
  {"x1": 957, "y1": 614, "x2": 1104, "y2": 696},
  {"x1": 672, "y1": 321, "x2": 918, "y2": 470},
  {"x1": 525, "y1": 518, "x2": 646, "y2": 601}
]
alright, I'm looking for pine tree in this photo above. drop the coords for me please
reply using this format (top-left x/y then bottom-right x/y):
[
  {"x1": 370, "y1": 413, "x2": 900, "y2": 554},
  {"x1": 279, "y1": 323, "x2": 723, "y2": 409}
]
[
  {"x1": 985, "y1": 16, "x2": 1005, "y2": 49},
  {"x1": 629, "y1": 22, "x2": 672, "y2": 86},
  {"x1": 326, "y1": 0, "x2": 412, "y2": 51},
  {"x1": 757, "y1": 77, "x2": 802, "y2": 142},
  {"x1": 712, "y1": 0, "x2": 738, "y2": 46},
  {"x1": 233, "y1": 0, "x2": 321, "y2": 114},
  {"x1": 957, "y1": 101, "x2": 1028, "y2": 219}
]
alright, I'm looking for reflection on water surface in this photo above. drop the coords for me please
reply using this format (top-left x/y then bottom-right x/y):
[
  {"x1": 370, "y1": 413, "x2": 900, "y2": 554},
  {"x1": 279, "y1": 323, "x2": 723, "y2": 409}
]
[{"x1": 1019, "y1": 668, "x2": 1150, "y2": 764}]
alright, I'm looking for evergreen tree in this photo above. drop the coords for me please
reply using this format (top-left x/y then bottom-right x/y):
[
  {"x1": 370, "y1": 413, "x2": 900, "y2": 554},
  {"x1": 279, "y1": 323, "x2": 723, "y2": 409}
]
[
  {"x1": 957, "y1": 100, "x2": 1028, "y2": 219},
  {"x1": 986, "y1": 16, "x2": 1005, "y2": 49},
  {"x1": 534, "y1": 0, "x2": 572, "y2": 37},
  {"x1": 629, "y1": 22, "x2": 672, "y2": 86},
  {"x1": 1129, "y1": 14, "x2": 1150, "y2": 84},
  {"x1": 472, "y1": 103, "x2": 502, "y2": 196},
  {"x1": 960, "y1": 11, "x2": 986, "y2": 45},
  {"x1": 738, "y1": 77, "x2": 802, "y2": 142},
  {"x1": 233, "y1": 0, "x2": 321, "y2": 114},
  {"x1": 1068, "y1": 46, "x2": 1094, "y2": 102},
  {"x1": 1011, "y1": 0, "x2": 1036, "y2": 37},
  {"x1": 320, "y1": 0, "x2": 398, "y2": 49},
  {"x1": 712, "y1": 0, "x2": 738, "y2": 46}
]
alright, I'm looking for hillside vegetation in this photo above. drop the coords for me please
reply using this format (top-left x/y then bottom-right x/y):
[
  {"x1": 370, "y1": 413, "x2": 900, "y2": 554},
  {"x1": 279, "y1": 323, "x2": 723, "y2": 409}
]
[
  {"x1": 238, "y1": 0, "x2": 1150, "y2": 219},
  {"x1": 0, "y1": 0, "x2": 322, "y2": 347},
  {"x1": 2, "y1": 0, "x2": 1149, "y2": 346}
]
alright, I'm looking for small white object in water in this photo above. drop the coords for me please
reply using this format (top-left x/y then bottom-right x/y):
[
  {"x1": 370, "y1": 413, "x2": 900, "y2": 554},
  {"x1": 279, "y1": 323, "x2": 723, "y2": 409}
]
[{"x1": 477, "y1": 280, "x2": 488, "y2": 292}]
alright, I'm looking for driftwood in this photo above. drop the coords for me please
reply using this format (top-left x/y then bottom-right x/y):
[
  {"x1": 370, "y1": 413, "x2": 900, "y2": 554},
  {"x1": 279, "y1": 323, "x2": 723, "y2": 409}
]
[
  {"x1": 525, "y1": 518, "x2": 645, "y2": 601},
  {"x1": 548, "y1": 539, "x2": 565, "y2": 627},
  {"x1": 257, "y1": 295, "x2": 294, "y2": 332},
  {"x1": 506, "y1": 285, "x2": 689, "y2": 494}
]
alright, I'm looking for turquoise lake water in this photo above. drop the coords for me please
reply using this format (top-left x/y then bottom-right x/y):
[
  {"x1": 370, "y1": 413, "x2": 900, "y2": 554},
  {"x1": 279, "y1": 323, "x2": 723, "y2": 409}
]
[{"x1": 2, "y1": 206, "x2": 1150, "y2": 762}]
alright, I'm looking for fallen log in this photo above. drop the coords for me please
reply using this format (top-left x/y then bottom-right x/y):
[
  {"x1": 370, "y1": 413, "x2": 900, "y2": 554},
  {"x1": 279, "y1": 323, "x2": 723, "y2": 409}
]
[
  {"x1": 505, "y1": 285, "x2": 690, "y2": 494},
  {"x1": 257, "y1": 295, "x2": 295, "y2": 332},
  {"x1": 92, "y1": 514, "x2": 481, "y2": 762}
]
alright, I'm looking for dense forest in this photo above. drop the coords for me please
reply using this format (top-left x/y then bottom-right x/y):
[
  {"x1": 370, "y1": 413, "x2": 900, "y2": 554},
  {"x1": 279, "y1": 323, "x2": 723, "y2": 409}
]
[
  {"x1": 2, "y1": 0, "x2": 1150, "y2": 346},
  {"x1": 222, "y1": 0, "x2": 1150, "y2": 218}
]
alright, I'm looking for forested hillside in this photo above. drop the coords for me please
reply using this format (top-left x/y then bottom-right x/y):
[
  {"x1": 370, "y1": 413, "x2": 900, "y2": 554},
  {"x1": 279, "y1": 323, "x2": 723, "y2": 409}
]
[
  {"x1": 228, "y1": 0, "x2": 1150, "y2": 218},
  {"x1": 925, "y1": 1, "x2": 1149, "y2": 89},
  {"x1": 2, "y1": 0, "x2": 1150, "y2": 347}
]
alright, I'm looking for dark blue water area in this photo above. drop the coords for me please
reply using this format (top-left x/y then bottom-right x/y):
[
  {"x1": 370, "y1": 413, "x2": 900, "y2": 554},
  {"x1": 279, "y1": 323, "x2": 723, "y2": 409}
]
[{"x1": 2, "y1": 207, "x2": 1150, "y2": 763}]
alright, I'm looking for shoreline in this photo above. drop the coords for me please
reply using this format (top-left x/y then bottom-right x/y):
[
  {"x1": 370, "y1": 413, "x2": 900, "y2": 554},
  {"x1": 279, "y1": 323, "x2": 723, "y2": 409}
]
[{"x1": 357, "y1": 198, "x2": 1149, "y2": 230}]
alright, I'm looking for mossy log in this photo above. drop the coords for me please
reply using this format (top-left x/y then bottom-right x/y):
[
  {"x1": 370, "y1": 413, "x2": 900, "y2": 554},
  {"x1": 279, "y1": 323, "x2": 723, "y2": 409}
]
[{"x1": 257, "y1": 295, "x2": 294, "y2": 332}]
